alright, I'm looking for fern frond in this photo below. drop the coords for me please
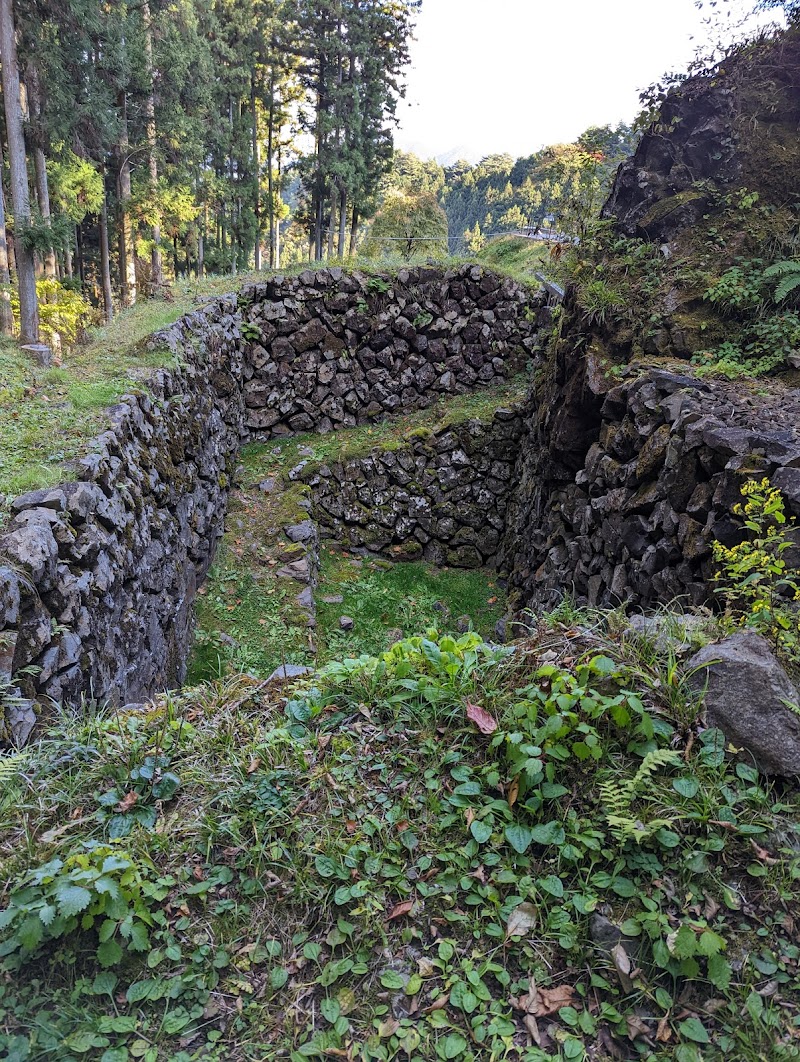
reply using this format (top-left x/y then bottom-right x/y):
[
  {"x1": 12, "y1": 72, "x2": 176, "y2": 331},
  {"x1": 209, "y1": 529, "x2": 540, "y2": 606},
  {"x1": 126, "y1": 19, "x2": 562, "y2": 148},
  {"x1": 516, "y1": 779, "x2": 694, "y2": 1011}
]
[
  {"x1": 774, "y1": 275, "x2": 800, "y2": 303},
  {"x1": 763, "y1": 260, "x2": 800, "y2": 278},
  {"x1": 763, "y1": 260, "x2": 800, "y2": 303},
  {"x1": 600, "y1": 750, "x2": 681, "y2": 843},
  {"x1": 632, "y1": 749, "x2": 682, "y2": 790},
  {"x1": 0, "y1": 752, "x2": 29, "y2": 784}
]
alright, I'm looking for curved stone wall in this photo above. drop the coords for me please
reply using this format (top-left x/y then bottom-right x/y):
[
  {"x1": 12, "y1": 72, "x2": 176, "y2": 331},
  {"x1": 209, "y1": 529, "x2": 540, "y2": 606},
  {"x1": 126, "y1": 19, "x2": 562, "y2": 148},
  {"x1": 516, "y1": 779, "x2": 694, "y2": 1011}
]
[
  {"x1": 301, "y1": 407, "x2": 524, "y2": 569},
  {"x1": 0, "y1": 265, "x2": 537, "y2": 739}
]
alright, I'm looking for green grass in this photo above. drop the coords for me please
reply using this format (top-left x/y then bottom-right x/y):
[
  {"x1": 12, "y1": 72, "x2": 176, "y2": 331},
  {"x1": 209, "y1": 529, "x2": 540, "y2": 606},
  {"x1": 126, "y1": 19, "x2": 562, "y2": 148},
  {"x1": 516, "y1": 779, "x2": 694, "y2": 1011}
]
[
  {"x1": 2, "y1": 615, "x2": 799, "y2": 1061},
  {"x1": 477, "y1": 235, "x2": 553, "y2": 283},
  {"x1": 0, "y1": 274, "x2": 267, "y2": 509},
  {"x1": 187, "y1": 475, "x2": 317, "y2": 685},
  {"x1": 315, "y1": 546, "x2": 505, "y2": 662}
]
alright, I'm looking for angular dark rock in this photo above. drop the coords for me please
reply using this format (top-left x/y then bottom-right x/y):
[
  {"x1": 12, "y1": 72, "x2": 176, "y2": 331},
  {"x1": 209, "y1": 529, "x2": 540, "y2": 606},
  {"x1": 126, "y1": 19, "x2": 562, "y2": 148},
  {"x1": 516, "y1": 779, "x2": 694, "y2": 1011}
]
[{"x1": 687, "y1": 631, "x2": 800, "y2": 776}]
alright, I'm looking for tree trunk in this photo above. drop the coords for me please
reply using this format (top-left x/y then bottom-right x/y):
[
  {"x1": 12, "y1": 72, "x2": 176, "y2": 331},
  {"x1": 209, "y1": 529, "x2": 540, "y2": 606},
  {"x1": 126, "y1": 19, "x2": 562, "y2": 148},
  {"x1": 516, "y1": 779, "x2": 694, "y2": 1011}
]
[
  {"x1": 117, "y1": 90, "x2": 137, "y2": 307},
  {"x1": 0, "y1": 0, "x2": 38, "y2": 341},
  {"x1": 275, "y1": 143, "x2": 282, "y2": 269},
  {"x1": 267, "y1": 69, "x2": 275, "y2": 269},
  {"x1": 26, "y1": 64, "x2": 57, "y2": 278},
  {"x1": 99, "y1": 182, "x2": 114, "y2": 323},
  {"x1": 142, "y1": 1, "x2": 163, "y2": 295},
  {"x1": 349, "y1": 205, "x2": 359, "y2": 258},
  {"x1": 251, "y1": 70, "x2": 261, "y2": 271},
  {"x1": 327, "y1": 190, "x2": 336, "y2": 260},
  {"x1": 338, "y1": 186, "x2": 347, "y2": 258},
  {"x1": 0, "y1": 141, "x2": 13, "y2": 334},
  {"x1": 75, "y1": 223, "x2": 84, "y2": 286}
]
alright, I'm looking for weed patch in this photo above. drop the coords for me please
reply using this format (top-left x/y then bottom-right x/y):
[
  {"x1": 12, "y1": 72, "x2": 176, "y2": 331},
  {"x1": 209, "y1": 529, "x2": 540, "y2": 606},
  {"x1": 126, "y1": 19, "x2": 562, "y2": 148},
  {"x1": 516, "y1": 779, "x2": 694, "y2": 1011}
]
[{"x1": 2, "y1": 619, "x2": 799, "y2": 1060}]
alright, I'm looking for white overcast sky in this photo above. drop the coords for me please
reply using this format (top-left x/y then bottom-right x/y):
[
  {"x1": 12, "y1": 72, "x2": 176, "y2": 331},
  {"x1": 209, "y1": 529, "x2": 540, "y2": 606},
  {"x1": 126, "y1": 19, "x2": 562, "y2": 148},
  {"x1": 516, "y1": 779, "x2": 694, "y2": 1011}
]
[{"x1": 394, "y1": 0, "x2": 775, "y2": 163}]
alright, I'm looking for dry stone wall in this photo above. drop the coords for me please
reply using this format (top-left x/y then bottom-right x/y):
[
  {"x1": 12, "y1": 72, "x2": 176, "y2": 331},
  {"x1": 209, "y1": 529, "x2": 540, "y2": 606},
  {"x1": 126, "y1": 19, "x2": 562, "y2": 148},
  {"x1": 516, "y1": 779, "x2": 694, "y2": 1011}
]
[
  {"x1": 300, "y1": 408, "x2": 524, "y2": 569},
  {"x1": 500, "y1": 348, "x2": 800, "y2": 618},
  {"x1": 0, "y1": 265, "x2": 537, "y2": 736}
]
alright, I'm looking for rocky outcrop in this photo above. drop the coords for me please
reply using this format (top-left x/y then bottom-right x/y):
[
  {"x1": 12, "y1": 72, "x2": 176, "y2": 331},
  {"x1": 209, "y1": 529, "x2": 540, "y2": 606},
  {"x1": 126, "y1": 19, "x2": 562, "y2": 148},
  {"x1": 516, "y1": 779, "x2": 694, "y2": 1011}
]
[
  {"x1": 301, "y1": 408, "x2": 524, "y2": 569},
  {"x1": 602, "y1": 81, "x2": 739, "y2": 242},
  {"x1": 0, "y1": 266, "x2": 536, "y2": 732},
  {"x1": 602, "y1": 25, "x2": 800, "y2": 242},
  {"x1": 688, "y1": 631, "x2": 800, "y2": 777}
]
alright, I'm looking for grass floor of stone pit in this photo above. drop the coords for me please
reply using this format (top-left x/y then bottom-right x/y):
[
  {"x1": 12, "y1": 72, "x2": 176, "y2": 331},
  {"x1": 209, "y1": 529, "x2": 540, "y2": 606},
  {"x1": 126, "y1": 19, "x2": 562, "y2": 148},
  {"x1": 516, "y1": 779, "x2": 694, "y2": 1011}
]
[{"x1": 186, "y1": 396, "x2": 515, "y2": 682}]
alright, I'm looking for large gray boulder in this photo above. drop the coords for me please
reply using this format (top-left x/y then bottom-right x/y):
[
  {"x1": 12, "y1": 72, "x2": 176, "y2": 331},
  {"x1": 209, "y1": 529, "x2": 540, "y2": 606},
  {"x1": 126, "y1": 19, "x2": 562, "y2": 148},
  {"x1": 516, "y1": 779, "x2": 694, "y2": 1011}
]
[{"x1": 688, "y1": 631, "x2": 800, "y2": 776}]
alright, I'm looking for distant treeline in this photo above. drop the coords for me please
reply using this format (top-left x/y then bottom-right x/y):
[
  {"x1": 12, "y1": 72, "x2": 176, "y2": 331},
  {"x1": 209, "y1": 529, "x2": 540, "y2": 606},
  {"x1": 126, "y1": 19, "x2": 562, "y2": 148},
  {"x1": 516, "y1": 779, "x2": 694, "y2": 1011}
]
[{"x1": 368, "y1": 124, "x2": 639, "y2": 258}]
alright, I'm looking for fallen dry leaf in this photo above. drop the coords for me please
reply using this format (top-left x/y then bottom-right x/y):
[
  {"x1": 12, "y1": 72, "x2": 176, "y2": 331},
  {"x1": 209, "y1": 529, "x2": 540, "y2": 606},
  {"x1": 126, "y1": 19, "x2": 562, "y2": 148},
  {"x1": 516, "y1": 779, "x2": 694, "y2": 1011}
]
[
  {"x1": 610, "y1": 943, "x2": 634, "y2": 993},
  {"x1": 506, "y1": 902, "x2": 537, "y2": 940},
  {"x1": 626, "y1": 1015, "x2": 651, "y2": 1041},
  {"x1": 116, "y1": 791, "x2": 139, "y2": 813},
  {"x1": 465, "y1": 699, "x2": 498, "y2": 735},
  {"x1": 703, "y1": 893, "x2": 720, "y2": 921},
  {"x1": 523, "y1": 1013, "x2": 542, "y2": 1045},
  {"x1": 750, "y1": 839, "x2": 779, "y2": 865},
  {"x1": 387, "y1": 899, "x2": 414, "y2": 921},
  {"x1": 425, "y1": 997, "x2": 448, "y2": 1012},
  {"x1": 656, "y1": 1015, "x2": 672, "y2": 1042},
  {"x1": 247, "y1": 757, "x2": 262, "y2": 774},
  {"x1": 512, "y1": 978, "x2": 576, "y2": 1018},
  {"x1": 507, "y1": 776, "x2": 520, "y2": 808}
]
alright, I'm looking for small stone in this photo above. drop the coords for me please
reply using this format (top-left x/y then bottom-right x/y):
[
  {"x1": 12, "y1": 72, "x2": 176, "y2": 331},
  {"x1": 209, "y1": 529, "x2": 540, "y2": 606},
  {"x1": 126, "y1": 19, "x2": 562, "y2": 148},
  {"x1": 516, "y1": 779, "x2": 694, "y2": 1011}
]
[
  {"x1": 296, "y1": 585, "x2": 314, "y2": 609},
  {"x1": 267, "y1": 663, "x2": 312, "y2": 684},
  {"x1": 455, "y1": 615, "x2": 472, "y2": 633},
  {"x1": 258, "y1": 478, "x2": 277, "y2": 493},
  {"x1": 5, "y1": 699, "x2": 37, "y2": 747},
  {"x1": 322, "y1": 594, "x2": 343, "y2": 604},
  {"x1": 589, "y1": 914, "x2": 642, "y2": 960},
  {"x1": 285, "y1": 520, "x2": 315, "y2": 543},
  {"x1": 339, "y1": 615, "x2": 354, "y2": 630}
]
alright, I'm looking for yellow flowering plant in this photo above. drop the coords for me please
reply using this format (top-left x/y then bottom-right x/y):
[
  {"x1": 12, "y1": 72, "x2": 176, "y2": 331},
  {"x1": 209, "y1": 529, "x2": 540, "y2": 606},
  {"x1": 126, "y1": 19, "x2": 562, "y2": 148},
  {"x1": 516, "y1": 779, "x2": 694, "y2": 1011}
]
[{"x1": 713, "y1": 478, "x2": 800, "y2": 661}]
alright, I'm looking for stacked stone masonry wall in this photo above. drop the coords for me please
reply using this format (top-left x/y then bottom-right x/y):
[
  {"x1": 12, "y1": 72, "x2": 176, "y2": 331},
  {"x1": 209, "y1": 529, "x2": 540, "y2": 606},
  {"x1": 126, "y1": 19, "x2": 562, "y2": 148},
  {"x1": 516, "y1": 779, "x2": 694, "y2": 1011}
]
[
  {"x1": 301, "y1": 409, "x2": 524, "y2": 569},
  {"x1": 0, "y1": 265, "x2": 536, "y2": 732}
]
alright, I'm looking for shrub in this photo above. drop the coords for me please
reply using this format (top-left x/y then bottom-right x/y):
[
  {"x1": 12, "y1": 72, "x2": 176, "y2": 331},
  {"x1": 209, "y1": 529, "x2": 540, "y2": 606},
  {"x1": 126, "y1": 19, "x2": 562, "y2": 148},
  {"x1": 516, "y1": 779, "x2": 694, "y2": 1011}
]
[
  {"x1": 10, "y1": 278, "x2": 96, "y2": 349},
  {"x1": 0, "y1": 841, "x2": 162, "y2": 968},
  {"x1": 712, "y1": 477, "x2": 800, "y2": 661}
]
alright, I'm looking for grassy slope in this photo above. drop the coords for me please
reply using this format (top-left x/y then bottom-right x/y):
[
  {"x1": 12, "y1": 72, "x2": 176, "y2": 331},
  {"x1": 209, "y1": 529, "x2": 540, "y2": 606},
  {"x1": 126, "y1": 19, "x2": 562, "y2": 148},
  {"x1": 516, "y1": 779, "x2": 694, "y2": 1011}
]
[
  {"x1": 0, "y1": 274, "x2": 266, "y2": 510},
  {"x1": 1, "y1": 611, "x2": 799, "y2": 1061}
]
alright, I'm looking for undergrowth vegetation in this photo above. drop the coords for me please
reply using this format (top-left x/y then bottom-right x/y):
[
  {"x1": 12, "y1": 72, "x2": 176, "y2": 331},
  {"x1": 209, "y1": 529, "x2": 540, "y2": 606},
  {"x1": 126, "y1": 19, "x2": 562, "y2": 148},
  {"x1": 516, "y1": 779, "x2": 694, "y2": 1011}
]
[
  {"x1": 560, "y1": 187, "x2": 800, "y2": 380},
  {"x1": 713, "y1": 478, "x2": 800, "y2": 665},
  {"x1": 2, "y1": 612, "x2": 799, "y2": 1061}
]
